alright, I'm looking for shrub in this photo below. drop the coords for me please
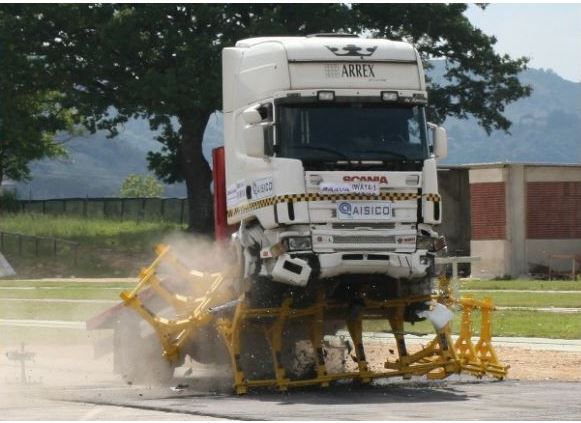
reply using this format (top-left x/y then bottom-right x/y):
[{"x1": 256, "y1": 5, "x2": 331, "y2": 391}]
[{"x1": 0, "y1": 190, "x2": 20, "y2": 213}]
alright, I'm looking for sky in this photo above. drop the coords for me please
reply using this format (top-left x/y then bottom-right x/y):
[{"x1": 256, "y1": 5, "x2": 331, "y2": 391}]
[{"x1": 464, "y1": 3, "x2": 581, "y2": 83}]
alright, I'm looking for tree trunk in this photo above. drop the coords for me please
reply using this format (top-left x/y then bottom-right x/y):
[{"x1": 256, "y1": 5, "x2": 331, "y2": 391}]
[
  {"x1": 178, "y1": 111, "x2": 214, "y2": 236},
  {"x1": 0, "y1": 147, "x2": 4, "y2": 188}
]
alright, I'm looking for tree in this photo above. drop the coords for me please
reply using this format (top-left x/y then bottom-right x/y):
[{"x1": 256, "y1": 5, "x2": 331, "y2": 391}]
[
  {"x1": 7, "y1": 4, "x2": 353, "y2": 234},
  {"x1": 0, "y1": 7, "x2": 77, "y2": 187},
  {"x1": 10, "y1": 4, "x2": 530, "y2": 233},
  {"x1": 119, "y1": 174, "x2": 163, "y2": 198},
  {"x1": 351, "y1": 3, "x2": 532, "y2": 133}
]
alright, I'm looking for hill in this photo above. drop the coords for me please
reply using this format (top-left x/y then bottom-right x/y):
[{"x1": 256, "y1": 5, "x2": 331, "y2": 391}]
[
  {"x1": 13, "y1": 66, "x2": 580, "y2": 199},
  {"x1": 15, "y1": 119, "x2": 188, "y2": 199},
  {"x1": 440, "y1": 66, "x2": 581, "y2": 164}
]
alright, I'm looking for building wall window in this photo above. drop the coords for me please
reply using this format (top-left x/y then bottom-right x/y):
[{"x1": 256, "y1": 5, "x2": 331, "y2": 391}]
[
  {"x1": 470, "y1": 182, "x2": 506, "y2": 240},
  {"x1": 527, "y1": 181, "x2": 581, "y2": 239}
]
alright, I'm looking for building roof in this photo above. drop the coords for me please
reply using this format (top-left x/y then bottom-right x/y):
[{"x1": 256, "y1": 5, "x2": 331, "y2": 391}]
[{"x1": 439, "y1": 162, "x2": 581, "y2": 170}]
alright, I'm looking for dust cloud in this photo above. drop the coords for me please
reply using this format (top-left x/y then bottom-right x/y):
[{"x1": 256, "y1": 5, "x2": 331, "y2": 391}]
[
  {"x1": 0, "y1": 232, "x2": 347, "y2": 400},
  {"x1": 0, "y1": 232, "x2": 240, "y2": 405},
  {"x1": 110, "y1": 232, "x2": 240, "y2": 392}
]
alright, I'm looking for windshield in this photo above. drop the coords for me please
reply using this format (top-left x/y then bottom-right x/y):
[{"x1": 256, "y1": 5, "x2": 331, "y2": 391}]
[{"x1": 276, "y1": 102, "x2": 429, "y2": 162}]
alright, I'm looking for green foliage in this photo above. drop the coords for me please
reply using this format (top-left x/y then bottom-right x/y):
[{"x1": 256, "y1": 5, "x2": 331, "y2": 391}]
[
  {"x1": 119, "y1": 174, "x2": 163, "y2": 198},
  {"x1": 351, "y1": 3, "x2": 532, "y2": 133},
  {"x1": 1, "y1": 4, "x2": 531, "y2": 232},
  {"x1": 0, "y1": 189, "x2": 19, "y2": 212},
  {"x1": 0, "y1": 7, "x2": 79, "y2": 185}
]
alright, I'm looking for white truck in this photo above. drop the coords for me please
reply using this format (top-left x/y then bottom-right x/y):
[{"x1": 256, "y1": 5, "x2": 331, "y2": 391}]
[
  {"x1": 88, "y1": 36, "x2": 512, "y2": 389},
  {"x1": 220, "y1": 34, "x2": 448, "y2": 309}
]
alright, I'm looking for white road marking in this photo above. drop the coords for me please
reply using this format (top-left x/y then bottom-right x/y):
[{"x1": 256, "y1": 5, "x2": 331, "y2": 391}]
[
  {"x1": 0, "y1": 319, "x2": 85, "y2": 329},
  {"x1": 0, "y1": 298, "x2": 118, "y2": 304}
]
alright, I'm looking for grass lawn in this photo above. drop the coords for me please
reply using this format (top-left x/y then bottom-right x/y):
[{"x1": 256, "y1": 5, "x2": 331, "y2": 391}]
[
  {"x1": 0, "y1": 214, "x2": 579, "y2": 341},
  {"x1": 0, "y1": 280, "x2": 134, "y2": 288},
  {"x1": 365, "y1": 310, "x2": 581, "y2": 340},
  {"x1": 0, "y1": 213, "x2": 185, "y2": 278},
  {"x1": 0, "y1": 299, "x2": 108, "y2": 321},
  {"x1": 464, "y1": 291, "x2": 581, "y2": 308},
  {"x1": 0, "y1": 281, "x2": 581, "y2": 308},
  {"x1": 0, "y1": 212, "x2": 182, "y2": 242},
  {"x1": 492, "y1": 310, "x2": 581, "y2": 339},
  {"x1": 0, "y1": 280, "x2": 134, "y2": 301},
  {"x1": 460, "y1": 279, "x2": 581, "y2": 291},
  {"x1": 0, "y1": 287, "x2": 125, "y2": 300}
]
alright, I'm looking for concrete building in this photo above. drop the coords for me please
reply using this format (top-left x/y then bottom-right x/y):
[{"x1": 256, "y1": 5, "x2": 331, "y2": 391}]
[{"x1": 438, "y1": 163, "x2": 581, "y2": 279}]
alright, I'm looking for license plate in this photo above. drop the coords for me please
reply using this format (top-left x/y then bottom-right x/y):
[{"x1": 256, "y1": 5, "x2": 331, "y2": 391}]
[{"x1": 336, "y1": 201, "x2": 393, "y2": 220}]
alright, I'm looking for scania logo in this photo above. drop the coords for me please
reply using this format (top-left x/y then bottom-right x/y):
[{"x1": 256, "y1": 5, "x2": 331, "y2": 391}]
[
  {"x1": 343, "y1": 175, "x2": 388, "y2": 184},
  {"x1": 326, "y1": 44, "x2": 378, "y2": 57}
]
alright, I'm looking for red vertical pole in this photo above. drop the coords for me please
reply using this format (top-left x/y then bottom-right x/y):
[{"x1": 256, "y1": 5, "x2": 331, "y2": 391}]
[{"x1": 212, "y1": 147, "x2": 231, "y2": 242}]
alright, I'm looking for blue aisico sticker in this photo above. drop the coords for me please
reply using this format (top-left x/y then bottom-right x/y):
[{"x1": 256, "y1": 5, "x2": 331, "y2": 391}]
[{"x1": 337, "y1": 201, "x2": 393, "y2": 220}]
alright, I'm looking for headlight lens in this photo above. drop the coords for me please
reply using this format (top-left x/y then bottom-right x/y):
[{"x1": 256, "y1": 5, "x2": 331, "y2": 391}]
[
  {"x1": 416, "y1": 236, "x2": 434, "y2": 251},
  {"x1": 286, "y1": 236, "x2": 312, "y2": 251}
]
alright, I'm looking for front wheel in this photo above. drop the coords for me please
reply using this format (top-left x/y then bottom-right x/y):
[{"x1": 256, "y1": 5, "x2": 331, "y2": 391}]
[{"x1": 113, "y1": 314, "x2": 176, "y2": 385}]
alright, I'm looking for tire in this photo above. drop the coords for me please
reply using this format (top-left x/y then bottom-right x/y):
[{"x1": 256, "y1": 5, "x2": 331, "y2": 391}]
[
  {"x1": 245, "y1": 276, "x2": 287, "y2": 309},
  {"x1": 186, "y1": 326, "x2": 230, "y2": 366},
  {"x1": 114, "y1": 314, "x2": 176, "y2": 385}
]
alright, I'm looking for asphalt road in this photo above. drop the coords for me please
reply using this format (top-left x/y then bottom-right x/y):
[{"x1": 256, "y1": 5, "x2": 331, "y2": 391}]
[
  {"x1": 2, "y1": 346, "x2": 581, "y2": 421},
  {"x1": 45, "y1": 379, "x2": 581, "y2": 420}
]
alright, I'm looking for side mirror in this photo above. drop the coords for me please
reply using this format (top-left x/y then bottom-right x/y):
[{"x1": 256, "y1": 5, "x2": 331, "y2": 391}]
[
  {"x1": 242, "y1": 106, "x2": 263, "y2": 125},
  {"x1": 428, "y1": 123, "x2": 448, "y2": 160},
  {"x1": 244, "y1": 124, "x2": 265, "y2": 157},
  {"x1": 434, "y1": 127, "x2": 448, "y2": 160},
  {"x1": 242, "y1": 103, "x2": 275, "y2": 157}
]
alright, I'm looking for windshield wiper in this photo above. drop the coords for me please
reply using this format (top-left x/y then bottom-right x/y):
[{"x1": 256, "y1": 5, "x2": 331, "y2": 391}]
[
  {"x1": 291, "y1": 145, "x2": 352, "y2": 161},
  {"x1": 358, "y1": 149, "x2": 410, "y2": 160}
]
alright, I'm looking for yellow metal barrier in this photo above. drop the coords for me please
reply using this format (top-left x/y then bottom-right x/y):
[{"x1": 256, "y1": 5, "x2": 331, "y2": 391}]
[
  {"x1": 453, "y1": 296, "x2": 509, "y2": 379},
  {"x1": 119, "y1": 245, "x2": 508, "y2": 393}
]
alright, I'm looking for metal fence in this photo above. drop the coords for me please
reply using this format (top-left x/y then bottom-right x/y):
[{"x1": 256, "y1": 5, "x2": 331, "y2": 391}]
[
  {"x1": 16, "y1": 197, "x2": 191, "y2": 223},
  {"x1": 0, "y1": 231, "x2": 80, "y2": 263}
]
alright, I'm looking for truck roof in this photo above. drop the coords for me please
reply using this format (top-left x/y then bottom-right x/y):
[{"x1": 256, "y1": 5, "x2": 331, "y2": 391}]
[{"x1": 235, "y1": 36, "x2": 418, "y2": 63}]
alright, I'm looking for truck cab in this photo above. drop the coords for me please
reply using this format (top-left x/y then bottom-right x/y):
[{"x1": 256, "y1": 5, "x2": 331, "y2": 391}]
[{"x1": 221, "y1": 35, "x2": 447, "y2": 297}]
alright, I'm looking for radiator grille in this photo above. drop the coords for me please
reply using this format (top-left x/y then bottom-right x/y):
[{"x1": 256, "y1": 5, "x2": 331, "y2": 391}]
[
  {"x1": 333, "y1": 235, "x2": 396, "y2": 244},
  {"x1": 331, "y1": 222, "x2": 396, "y2": 230}
]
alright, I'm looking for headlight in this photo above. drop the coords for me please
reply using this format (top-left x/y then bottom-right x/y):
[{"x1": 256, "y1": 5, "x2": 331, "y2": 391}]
[
  {"x1": 286, "y1": 236, "x2": 312, "y2": 251},
  {"x1": 416, "y1": 236, "x2": 434, "y2": 251},
  {"x1": 416, "y1": 235, "x2": 447, "y2": 253}
]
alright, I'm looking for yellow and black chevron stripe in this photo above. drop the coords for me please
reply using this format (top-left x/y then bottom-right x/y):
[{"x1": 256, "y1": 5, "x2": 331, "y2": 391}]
[{"x1": 227, "y1": 192, "x2": 441, "y2": 219}]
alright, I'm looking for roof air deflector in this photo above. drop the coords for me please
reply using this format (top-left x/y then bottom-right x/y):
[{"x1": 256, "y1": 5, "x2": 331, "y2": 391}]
[{"x1": 307, "y1": 33, "x2": 358, "y2": 38}]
